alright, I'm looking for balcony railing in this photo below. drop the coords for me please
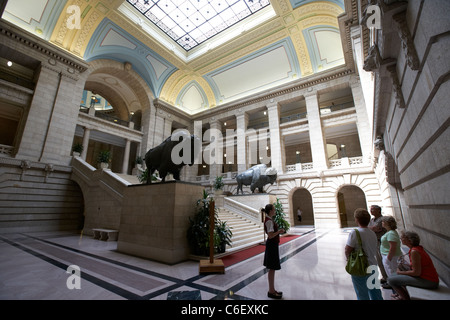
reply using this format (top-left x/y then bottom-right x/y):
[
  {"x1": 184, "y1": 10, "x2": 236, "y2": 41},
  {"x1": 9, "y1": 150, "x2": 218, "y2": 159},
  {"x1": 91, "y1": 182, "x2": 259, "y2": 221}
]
[
  {"x1": 79, "y1": 106, "x2": 141, "y2": 131},
  {"x1": 280, "y1": 111, "x2": 307, "y2": 124},
  {"x1": 0, "y1": 144, "x2": 14, "y2": 156},
  {"x1": 285, "y1": 156, "x2": 364, "y2": 172}
]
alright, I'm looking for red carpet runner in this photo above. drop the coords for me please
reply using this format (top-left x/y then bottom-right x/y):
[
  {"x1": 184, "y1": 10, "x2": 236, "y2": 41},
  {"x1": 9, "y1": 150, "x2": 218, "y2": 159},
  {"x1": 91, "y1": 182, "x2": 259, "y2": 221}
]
[{"x1": 221, "y1": 235, "x2": 299, "y2": 267}]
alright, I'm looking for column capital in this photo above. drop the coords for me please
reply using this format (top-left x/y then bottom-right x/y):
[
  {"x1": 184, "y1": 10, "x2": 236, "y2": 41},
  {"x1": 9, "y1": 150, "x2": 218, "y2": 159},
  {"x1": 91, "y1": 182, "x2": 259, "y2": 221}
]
[
  {"x1": 266, "y1": 103, "x2": 279, "y2": 111},
  {"x1": 236, "y1": 112, "x2": 249, "y2": 121},
  {"x1": 304, "y1": 90, "x2": 318, "y2": 100}
]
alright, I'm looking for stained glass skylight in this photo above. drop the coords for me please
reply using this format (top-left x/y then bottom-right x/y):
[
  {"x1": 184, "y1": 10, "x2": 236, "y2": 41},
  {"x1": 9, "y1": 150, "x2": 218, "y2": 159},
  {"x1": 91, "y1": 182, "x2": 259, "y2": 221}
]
[{"x1": 126, "y1": 0, "x2": 271, "y2": 51}]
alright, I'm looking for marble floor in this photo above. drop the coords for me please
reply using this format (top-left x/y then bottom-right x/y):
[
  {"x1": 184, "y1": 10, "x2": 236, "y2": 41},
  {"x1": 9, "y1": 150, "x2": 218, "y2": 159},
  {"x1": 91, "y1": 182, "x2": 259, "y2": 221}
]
[{"x1": 0, "y1": 226, "x2": 393, "y2": 300}]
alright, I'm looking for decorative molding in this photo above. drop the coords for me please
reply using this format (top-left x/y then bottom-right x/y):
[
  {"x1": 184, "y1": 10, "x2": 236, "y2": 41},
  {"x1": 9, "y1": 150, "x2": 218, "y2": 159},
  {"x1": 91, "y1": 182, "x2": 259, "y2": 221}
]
[
  {"x1": 392, "y1": 11, "x2": 420, "y2": 71},
  {"x1": 363, "y1": 45, "x2": 381, "y2": 71},
  {"x1": 386, "y1": 64, "x2": 406, "y2": 109},
  {"x1": 0, "y1": 20, "x2": 89, "y2": 73}
]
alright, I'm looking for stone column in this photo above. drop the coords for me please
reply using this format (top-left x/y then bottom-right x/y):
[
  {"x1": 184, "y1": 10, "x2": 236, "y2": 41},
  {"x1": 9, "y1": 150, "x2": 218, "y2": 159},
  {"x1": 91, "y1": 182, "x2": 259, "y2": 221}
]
[
  {"x1": 208, "y1": 120, "x2": 223, "y2": 179},
  {"x1": 163, "y1": 117, "x2": 173, "y2": 140},
  {"x1": 236, "y1": 113, "x2": 248, "y2": 172},
  {"x1": 81, "y1": 127, "x2": 90, "y2": 160},
  {"x1": 140, "y1": 102, "x2": 155, "y2": 155},
  {"x1": 15, "y1": 64, "x2": 84, "y2": 165},
  {"x1": 350, "y1": 80, "x2": 372, "y2": 162},
  {"x1": 305, "y1": 92, "x2": 328, "y2": 170},
  {"x1": 153, "y1": 112, "x2": 165, "y2": 146},
  {"x1": 267, "y1": 104, "x2": 285, "y2": 174},
  {"x1": 122, "y1": 139, "x2": 131, "y2": 174},
  {"x1": 180, "y1": 120, "x2": 202, "y2": 181}
]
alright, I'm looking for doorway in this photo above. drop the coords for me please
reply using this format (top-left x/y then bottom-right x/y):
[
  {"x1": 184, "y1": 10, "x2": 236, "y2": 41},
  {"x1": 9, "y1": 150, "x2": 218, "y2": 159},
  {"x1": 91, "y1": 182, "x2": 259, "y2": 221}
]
[
  {"x1": 292, "y1": 188, "x2": 314, "y2": 225},
  {"x1": 337, "y1": 185, "x2": 367, "y2": 228}
]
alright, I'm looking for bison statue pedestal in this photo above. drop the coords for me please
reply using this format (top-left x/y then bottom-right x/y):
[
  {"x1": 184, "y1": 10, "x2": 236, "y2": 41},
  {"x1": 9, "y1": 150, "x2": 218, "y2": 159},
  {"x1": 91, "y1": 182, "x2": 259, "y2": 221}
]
[{"x1": 117, "y1": 181, "x2": 204, "y2": 264}]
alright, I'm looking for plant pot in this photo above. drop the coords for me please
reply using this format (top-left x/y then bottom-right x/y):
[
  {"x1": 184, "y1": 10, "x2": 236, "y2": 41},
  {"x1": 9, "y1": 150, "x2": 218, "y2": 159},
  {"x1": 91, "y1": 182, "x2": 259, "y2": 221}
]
[
  {"x1": 218, "y1": 242, "x2": 226, "y2": 253},
  {"x1": 100, "y1": 162, "x2": 109, "y2": 169}
]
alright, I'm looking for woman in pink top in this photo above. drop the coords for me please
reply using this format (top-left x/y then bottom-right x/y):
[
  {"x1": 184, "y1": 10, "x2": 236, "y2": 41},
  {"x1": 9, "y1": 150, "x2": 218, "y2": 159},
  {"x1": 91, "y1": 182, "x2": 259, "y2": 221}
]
[{"x1": 388, "y1": 231, "x2": 439, "y2": 300}]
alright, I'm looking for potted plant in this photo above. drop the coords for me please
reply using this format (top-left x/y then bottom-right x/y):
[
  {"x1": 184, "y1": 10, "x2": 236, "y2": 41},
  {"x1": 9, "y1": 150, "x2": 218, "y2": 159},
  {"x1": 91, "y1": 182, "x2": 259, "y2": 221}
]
[
  {"x1": 216, "y1": 220, "x2": 232, "y2": 253},
  {"x1": 273, "y1": 198, "x2": 290, "y2": 233},
  {"x1": 72, "y1": 143, "x2": 83, "y2": 157},
  {"x1": 97, "y1": 150, "x2": 111, "y2": 169},
  {"x1": 138, "y1": 168, "x2": 159, "y2": 184},
  {"x1": 214, "y1": 176, "x2": 224, "y2": 194},
  {"x1": 187, "y1": 190, "x2": 212, "y2": 256},
  {"x1": 135, "y1": 156, "x2": 143, "y2": 169},
  {"x1": 187, "y1": 190, "x2": 232, "y2": 256}
]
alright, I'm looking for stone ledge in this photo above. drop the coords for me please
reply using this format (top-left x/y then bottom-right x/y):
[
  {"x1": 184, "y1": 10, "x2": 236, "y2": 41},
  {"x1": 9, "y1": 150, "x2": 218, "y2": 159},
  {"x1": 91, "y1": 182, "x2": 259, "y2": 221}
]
[{"x1": 407, "y1": 282, "x2": 450, "y2": 300}]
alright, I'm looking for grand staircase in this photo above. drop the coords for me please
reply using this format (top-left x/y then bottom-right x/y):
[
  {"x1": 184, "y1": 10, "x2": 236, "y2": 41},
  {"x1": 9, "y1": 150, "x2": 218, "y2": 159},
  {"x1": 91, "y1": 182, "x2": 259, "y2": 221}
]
[{"x1": 217, "y1": 208, "x2": 265, "y2": 254}]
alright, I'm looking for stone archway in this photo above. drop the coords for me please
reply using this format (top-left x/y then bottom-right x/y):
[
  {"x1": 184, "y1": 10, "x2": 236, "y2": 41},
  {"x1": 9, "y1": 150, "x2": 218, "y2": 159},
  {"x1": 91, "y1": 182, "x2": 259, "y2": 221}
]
[
  {"x1": 78, "y1": 59, "x2": 155, "y2": 166},
  {"x1": 291, "y1": 188, "x2": 314, "y2": 225},
  {"x1": 84, "y1": 59, "x2": 154, "y2": 122},
  {"x1": 337, "y1": 185, "x2": 367, "y2": 228}
]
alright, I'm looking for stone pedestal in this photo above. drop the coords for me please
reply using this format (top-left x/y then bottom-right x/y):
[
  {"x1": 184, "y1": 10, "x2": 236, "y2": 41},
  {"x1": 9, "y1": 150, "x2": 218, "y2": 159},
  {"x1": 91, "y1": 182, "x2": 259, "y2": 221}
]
[{"x1": 117, "y1": 181, "x2": 204, "y2": 264}]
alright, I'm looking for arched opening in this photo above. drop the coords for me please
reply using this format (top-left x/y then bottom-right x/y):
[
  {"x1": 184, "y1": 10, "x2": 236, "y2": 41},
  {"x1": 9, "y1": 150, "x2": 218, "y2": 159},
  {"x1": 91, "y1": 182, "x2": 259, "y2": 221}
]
[
  {"x1": 292, "y1": 188, "x2": 314, "y2": 226},
  {"x1": 73, "y1": 60, "x2": 154, "y2": 174},
  {"x1": 337, "y1": 185, "x2": 367, "y2": 228}
]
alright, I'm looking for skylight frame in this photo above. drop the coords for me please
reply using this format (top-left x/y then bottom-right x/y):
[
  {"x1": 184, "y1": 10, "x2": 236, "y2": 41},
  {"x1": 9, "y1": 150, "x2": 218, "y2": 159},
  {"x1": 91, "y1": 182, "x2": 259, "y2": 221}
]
[{"x1": 126, "y1": 0, "x2": 271, "y2": 51}]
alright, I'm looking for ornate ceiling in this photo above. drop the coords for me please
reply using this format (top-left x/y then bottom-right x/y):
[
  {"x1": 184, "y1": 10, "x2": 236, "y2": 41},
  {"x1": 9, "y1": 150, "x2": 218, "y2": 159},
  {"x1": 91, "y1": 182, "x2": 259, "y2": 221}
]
[{"x1": 2, "y1": 0, "x2": 347, "y2": 115}]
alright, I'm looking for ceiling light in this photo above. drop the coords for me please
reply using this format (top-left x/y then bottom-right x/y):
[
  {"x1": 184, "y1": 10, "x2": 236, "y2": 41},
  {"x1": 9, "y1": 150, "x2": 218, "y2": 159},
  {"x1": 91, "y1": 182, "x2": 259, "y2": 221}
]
[{"x1": 7, "y1": 61, "x2": 12, "y2": 67}]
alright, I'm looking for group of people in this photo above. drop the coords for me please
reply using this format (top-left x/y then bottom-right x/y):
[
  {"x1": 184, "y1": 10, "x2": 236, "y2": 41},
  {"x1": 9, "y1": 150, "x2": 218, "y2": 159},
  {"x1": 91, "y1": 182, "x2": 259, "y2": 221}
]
[
  {"x1": 345, "y1": 205, "x2": 439, "y2": 300},
  {"x1": 261, "y1": 203, "x2": 440, "y2": 300}
]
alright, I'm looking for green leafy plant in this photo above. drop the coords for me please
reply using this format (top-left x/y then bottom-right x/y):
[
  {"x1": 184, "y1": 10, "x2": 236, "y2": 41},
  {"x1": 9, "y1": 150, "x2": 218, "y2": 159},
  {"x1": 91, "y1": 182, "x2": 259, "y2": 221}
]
[
  {"x1": 138, "y1": 168, "x2": 158, "y2": 184},
  {"x1": 187, "y1": 190, "x2": 232, "y2": 255},
  {"x1": 97, "y1": 150, "x2": 111, "y2": 163},
  {"x1": 214, "y1": 176, "x2": 224, "y2": 191},
  {"x1": 72, "y1": 143, "x2": 83, "y2": 153},
  {"x1": 135, "y1": 156, "x2": 143, "y2": 165},
  {"x1": 273, "y1": 198, "x2": 290, "y2": 232},
  {"x1": 216, "y1": 220, "x2": 232, "y2": 253}
]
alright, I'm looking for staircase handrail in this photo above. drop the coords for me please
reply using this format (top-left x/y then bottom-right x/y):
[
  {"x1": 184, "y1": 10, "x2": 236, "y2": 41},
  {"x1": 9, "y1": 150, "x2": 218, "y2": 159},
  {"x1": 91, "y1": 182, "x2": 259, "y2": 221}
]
[
  {"x1": 224, "y1": 197, "x2": 262, "y2": 226},
  {"x1": 71, "y1": 156, "x2": 131, "y2": 201}
]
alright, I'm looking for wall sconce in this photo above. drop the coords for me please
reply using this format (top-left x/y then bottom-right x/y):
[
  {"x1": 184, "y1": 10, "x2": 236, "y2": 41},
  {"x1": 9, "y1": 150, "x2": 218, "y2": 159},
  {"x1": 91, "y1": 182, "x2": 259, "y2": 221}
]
[
  {"x1": 90, "y1": 96, "x2": 97, "y2": 108},
  {"x1": 340, "y1": 144, "x2": 347, "y2": 158}
]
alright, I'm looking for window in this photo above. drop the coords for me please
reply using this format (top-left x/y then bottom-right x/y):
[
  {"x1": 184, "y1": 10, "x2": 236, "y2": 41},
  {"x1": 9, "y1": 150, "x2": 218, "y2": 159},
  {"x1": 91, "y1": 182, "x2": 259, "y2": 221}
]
[{"x1": 126, "y1": 0, "x2": 271, "y2": 51}]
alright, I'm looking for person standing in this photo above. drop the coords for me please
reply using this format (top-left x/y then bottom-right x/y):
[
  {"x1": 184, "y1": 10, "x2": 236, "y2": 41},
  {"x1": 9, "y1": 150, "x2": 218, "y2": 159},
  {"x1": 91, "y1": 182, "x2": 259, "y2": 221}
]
[
  {"x1": 368, "y1": 205, "x2": 388, "y2": 283},
  {"x1": 297, "y1": 207, "x2": 302, "y2": 222},
  {"x1": 345, "y1": 208, "x2": 383, "y2": 300},
  {"x1": 380, "y1": 216, "x2": 402, "y2": 293},
  {"x1": 262, "y1": 204, "x2": 285, "y2": 299},
  {"x1": 380, "y1": 216, "x2": 402, "y2": 276}
]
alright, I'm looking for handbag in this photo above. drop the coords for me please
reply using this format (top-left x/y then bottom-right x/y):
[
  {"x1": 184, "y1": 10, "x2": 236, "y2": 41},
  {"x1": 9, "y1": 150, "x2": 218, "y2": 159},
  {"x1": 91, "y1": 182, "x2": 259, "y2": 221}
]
[
  {"x1": 397, "y1": 253, "x2": 411, "y2": 271},
  {"x1": 345, "y1": 229, "x2": 369, "y2": 276}
]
